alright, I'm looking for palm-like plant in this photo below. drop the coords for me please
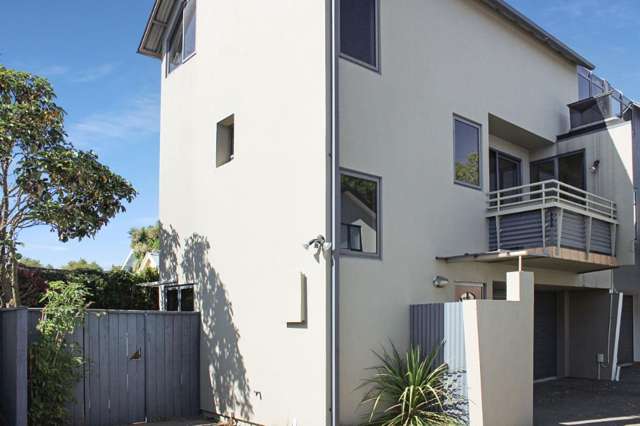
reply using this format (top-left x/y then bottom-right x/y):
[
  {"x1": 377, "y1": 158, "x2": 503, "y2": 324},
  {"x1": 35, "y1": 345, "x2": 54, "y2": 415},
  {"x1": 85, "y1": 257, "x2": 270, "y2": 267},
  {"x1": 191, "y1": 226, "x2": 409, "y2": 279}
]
[{"x1": 358, "y1": 342, "x2": 466, "y2": 426}]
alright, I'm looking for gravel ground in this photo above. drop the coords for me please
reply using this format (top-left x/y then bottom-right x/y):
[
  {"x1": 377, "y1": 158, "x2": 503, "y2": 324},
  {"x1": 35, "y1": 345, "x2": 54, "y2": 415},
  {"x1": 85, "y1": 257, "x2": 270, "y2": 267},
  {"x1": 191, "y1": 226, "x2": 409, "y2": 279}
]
[{"x1": 535, "y1": 365, "x2": 640, "y2": 425}]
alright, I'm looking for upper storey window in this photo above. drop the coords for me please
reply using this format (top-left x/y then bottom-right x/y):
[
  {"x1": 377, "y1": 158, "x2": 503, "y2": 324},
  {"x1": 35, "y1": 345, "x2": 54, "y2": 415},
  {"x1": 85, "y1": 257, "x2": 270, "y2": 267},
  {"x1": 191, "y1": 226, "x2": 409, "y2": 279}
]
[
  {"x1": 167, "y1": 0, "x2": 196, "y2": 75},
  {"x1": 340, "y1": 0, "x2": 379, "y2": 70},
  {"x1": 453, "y1": 116, "x2": 481, "y2": 189}
]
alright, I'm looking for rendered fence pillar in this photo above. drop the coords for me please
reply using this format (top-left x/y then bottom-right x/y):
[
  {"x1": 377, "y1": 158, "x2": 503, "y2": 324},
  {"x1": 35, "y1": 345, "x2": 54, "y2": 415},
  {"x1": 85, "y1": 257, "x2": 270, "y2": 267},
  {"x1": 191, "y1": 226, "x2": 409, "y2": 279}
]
[
  {"x1": 463, "y1": 271, "x2": 534, "y2": 426},
  {"x1": 0, "y1": 308, "x2": 28, "y2": 426}
]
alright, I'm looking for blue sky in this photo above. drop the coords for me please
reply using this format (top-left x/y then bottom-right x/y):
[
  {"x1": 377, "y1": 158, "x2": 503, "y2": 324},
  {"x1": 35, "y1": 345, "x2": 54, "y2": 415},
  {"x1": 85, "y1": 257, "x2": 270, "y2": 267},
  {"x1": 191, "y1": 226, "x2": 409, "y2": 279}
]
[{"x1": 0, "y1": 0, "x2": 638, "y2": 268}]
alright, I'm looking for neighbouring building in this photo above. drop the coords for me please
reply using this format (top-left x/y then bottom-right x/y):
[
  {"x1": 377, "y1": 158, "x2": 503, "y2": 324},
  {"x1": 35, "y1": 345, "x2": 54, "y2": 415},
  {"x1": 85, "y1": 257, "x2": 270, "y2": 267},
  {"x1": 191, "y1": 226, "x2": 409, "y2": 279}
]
[{"x1": 137, "y1": 0, "x2": 640, "y2": 424}]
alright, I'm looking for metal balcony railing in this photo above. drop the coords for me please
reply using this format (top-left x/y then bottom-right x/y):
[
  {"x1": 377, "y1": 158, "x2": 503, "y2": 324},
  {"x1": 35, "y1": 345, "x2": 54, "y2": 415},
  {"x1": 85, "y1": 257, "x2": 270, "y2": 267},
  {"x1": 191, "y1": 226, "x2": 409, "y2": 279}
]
[{"x1": 486, "y1": 180, "x2": 618, "y2": 256}]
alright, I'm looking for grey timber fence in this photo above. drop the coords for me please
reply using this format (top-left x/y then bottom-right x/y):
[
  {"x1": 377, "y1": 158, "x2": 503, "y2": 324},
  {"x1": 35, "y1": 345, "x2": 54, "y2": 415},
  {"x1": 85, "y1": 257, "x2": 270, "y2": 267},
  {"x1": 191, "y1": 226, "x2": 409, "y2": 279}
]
[
  {"x1": 0, "y1": 308, "x2": 200, "y2": 426},
  {"x1": 0, "y1": 309, "x2": 28, "y2": 426}
]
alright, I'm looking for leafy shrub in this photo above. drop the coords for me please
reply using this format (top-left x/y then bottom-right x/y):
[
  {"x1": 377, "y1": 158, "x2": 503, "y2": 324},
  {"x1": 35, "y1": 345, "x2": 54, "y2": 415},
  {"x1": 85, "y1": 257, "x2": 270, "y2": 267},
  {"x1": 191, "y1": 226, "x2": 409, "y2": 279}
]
[
  {"x1": 359, "y1": 343, "x2": 466, "y2": 425},
  {"x1": 18, "y1": 266, "x2": 159, "y2": 309},
  {"x1": 28, "y1": 281, "x2": 89, "y2": 426}
]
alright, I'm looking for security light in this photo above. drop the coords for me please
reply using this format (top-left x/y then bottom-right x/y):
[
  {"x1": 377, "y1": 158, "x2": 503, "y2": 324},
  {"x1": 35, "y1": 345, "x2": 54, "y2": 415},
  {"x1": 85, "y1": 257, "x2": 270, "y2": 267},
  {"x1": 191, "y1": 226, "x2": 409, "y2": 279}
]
[
  {"x1": 432, "y1": 275, "x2": 450, "y2": 288},
  {"x1": 303, "y1": 235, "x2": 331, "y2": 252}
]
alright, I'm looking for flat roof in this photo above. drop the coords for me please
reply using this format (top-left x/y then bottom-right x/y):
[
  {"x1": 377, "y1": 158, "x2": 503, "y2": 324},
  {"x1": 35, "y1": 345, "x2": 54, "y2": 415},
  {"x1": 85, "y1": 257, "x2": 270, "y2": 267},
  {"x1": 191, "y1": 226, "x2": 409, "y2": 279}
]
[{"x1": 137, "y1": 0, "x2": 595, "y2": 70}]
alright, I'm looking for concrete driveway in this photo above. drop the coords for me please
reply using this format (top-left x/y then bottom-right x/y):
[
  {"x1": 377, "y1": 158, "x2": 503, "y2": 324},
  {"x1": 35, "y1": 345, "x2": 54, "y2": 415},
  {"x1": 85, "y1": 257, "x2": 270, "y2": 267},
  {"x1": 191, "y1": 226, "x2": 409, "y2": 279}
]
[{"x1": 535, "y1": 365, "x2": 640, "y2": 425}]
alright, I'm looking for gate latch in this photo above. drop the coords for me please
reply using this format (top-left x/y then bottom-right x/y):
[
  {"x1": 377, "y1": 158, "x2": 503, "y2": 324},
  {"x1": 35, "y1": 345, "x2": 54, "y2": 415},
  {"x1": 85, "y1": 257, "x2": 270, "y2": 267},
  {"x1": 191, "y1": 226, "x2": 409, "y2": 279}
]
[{"x1": 129, "y1": 348, "x2": 142, "y2": 360}]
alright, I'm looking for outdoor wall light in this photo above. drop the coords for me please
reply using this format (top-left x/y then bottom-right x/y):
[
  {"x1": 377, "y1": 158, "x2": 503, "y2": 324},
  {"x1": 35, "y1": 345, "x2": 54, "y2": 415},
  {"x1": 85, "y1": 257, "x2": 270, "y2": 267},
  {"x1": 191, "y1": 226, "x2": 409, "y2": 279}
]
[
  {"x1": 432, "y1": 275, "x2": 450, "y2": 288},
  {"x1": 591, "y1": 160, "x2": 600, "y2": 174},
  {"x1": 303, "y1": 235, "x2": 332, "y2": 252}
]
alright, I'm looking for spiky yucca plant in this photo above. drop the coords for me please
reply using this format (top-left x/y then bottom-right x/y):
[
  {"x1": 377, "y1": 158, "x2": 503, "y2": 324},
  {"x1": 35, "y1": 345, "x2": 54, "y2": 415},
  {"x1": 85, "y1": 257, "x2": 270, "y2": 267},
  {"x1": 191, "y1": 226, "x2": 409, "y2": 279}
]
[{"x1": 358, "y1": 342, "x2": 466, "y2": 426}]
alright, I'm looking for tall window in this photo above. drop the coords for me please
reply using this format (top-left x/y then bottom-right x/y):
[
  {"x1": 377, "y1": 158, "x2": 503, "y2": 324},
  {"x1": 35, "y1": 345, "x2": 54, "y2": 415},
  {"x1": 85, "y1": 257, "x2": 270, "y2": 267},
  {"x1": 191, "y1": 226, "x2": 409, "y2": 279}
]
[
  {"x1": 489, "y1": 149, "x2": 521, "y2": 192},
  {"x1": 167, "y1": 0, "x2": 197, "y2": 75},
  {"x1": 340, "y1": 171, "x2": 381, "y2": 256},
  {"x1": 340, "y1": 0, "x2": 379, "y2": 69},
  {"x1": 454, "y1": 117, "x2": 481, "y2": 189}
]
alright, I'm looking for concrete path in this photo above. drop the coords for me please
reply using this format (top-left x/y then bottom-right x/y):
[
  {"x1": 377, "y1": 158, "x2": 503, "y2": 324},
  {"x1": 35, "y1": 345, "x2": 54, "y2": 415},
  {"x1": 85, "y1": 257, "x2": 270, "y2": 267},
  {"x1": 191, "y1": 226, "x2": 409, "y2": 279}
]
[{"x1": 535, "y1": 365, "x2": 640, "y2": 425}]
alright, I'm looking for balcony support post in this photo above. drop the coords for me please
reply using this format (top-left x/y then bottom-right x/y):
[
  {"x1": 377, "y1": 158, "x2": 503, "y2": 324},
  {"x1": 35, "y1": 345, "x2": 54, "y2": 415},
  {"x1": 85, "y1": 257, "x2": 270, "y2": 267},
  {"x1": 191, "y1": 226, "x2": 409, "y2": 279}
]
[
  {"x1": 541, "y1": 209, "x2": 546, "y2": 248},
  {"x1": 496, "y1": 216, "x2": 501, "y2": 250},
  {"x1": 557, "y1": 209, "x2": 564, "y2": 252},
  {"x1": 586, "y1": 217, "x2": 593, "y2": 259}
]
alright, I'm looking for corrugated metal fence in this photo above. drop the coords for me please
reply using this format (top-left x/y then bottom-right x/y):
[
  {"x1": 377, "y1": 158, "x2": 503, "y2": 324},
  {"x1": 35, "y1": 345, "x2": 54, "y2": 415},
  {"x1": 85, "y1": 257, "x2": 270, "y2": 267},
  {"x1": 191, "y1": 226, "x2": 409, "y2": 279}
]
[
  {"x1": 410, "y1": 303, "x2": 468, "y2": 415},
  {"x1": 1, "y1": 308, "x2": 200, "y2": 426}
]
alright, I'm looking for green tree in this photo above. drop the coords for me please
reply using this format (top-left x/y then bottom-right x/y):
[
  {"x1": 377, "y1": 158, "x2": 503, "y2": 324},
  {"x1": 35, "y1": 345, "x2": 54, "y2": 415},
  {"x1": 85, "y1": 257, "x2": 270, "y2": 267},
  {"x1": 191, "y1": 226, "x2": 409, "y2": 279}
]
[
  {"x1": 19, "y1": 256, "x2": 44, "y2": 268},
  {"x1": 128, "y1": 222, "x2": 160, "y2": 268},
  {"x1": 0, "y1": 66, "x2": 136, "y2": 307},
  {"x1": 61, "y1": 258, "x2": 103, "y2": 272}
]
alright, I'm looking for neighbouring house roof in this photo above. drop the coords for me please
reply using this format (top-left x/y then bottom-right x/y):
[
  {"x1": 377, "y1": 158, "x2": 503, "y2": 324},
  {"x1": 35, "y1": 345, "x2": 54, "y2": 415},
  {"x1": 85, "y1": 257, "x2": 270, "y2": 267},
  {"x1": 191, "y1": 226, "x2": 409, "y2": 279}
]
[
  {"x1": 142, "y1": 251, "x2": 160, "y2": 269},
  {"x1": 121, "y1": 250, "x2": 137, "y2": 272},
  {"x1": 137, "y1": 0, "x2": 595, "y2": 70}
]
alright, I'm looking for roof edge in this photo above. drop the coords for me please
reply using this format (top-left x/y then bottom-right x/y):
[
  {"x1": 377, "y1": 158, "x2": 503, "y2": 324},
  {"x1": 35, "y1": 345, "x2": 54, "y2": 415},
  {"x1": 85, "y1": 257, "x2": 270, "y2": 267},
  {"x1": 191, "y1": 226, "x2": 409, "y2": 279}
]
[
  {"x1": 137, "y1": 0, "x2": 176, "y2": 59},
  {"x1": 477, "y1": 0, "x2": 595, "y2": 70}
]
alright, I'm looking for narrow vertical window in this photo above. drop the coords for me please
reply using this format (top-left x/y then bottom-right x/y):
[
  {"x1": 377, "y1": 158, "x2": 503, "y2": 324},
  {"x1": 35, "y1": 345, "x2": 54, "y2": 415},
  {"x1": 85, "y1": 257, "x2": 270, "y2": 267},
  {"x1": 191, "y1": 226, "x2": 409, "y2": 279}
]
[
  {"x1": 340, "y1": 171, "x2": 381, "y2": 256},
  {"x1": 216, "y1": 115, "x2": 235, "y2": 167},
  {"x1": 340, "y1": 0, "x2": 379, "y2": 69},
  {"x1": 166, "y1": 0, "x2": 196, "y2": 75},
  {"x1": 453, "y1": 117, "x2": 481, "y2": 189},
  {"x1": 183, "y1": 0, "x2": 197, "y2": 59}
]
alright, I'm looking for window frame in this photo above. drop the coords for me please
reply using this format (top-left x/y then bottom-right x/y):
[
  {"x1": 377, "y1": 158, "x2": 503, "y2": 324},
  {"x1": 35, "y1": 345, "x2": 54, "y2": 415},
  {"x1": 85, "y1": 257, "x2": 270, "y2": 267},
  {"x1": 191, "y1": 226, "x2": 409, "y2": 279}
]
[
  {"x1": 216, "y1": 114, "x2": 235, "y2": 167},
  {"x1": 163, "y1": 284, "x2": 196, "y2": 312},
  {"x1": 339, "y1": 168, "x2": 382, "y2": 259},
  {"x1": 489, "y1": 148, "x2": 522, "y2": 192},
  {"x1": 165, "y1": 0, "x2": 197, "y2": 76},
  {"x1": 339, "y1": 0, "x2": 381, "y2": 73},
  {"x1": 453, "y1": 115, "x2": 483, "y2": 190},
  {"x1": 530, "y1": 149, "x2": 587, "y2": 190}
]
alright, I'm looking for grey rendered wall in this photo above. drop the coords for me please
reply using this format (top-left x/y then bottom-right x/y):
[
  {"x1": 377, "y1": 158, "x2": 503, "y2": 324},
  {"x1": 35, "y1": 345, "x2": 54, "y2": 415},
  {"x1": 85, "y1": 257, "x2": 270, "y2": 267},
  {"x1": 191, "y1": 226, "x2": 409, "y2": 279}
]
[
  {"x1": 337, "y1": 0, "x2": 582, "y2": 420},
  {"x1": 0, "y1": 309, "x2": 28, "y2": 426}
]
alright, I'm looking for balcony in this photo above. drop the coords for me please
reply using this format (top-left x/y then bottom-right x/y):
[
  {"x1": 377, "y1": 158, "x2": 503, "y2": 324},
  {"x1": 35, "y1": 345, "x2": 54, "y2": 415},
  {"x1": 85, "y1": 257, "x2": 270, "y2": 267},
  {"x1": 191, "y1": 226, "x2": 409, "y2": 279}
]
[
  {"x1": 486, "y1": 180, "x2": 618, "y2": 271},
  {"x1": 437, "y1": 180, "x2": 619, "y2": 273}
]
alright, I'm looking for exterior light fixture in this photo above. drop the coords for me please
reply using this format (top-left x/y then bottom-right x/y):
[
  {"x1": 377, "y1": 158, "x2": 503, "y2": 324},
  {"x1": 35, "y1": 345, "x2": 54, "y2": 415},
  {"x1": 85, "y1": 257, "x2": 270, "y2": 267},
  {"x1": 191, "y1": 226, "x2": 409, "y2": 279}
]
[
  {"x1": 432, "y1": 275, "x2": 450, "y2": 288},
  {"x1": 591, "y1": 160, "x2": 600, "y2": 174},
  {"x1": 303, "y1": 235, "x2": 332, "y2": 252}
]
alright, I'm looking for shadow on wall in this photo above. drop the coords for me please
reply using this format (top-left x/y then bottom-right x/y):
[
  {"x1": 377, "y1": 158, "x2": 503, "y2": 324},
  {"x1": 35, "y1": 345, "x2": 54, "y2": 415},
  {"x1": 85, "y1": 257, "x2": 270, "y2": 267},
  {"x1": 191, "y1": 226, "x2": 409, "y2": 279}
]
[{"x1": 160, "y1": 224, "x2": 253, "y2": 419}]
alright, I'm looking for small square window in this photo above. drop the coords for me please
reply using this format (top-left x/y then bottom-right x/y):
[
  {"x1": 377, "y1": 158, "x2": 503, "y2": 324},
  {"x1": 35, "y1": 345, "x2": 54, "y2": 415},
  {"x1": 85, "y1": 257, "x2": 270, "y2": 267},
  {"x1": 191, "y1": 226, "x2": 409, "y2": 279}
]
[
  {"x1": 453, "y1": 117, "x2": 481, "y2": 189},
  {"x1": 216, "y1": 115, "x2": 235, "y2": 167},
  {"x1": 340, "y1": 170, "x2": 380, "y2": 256}
]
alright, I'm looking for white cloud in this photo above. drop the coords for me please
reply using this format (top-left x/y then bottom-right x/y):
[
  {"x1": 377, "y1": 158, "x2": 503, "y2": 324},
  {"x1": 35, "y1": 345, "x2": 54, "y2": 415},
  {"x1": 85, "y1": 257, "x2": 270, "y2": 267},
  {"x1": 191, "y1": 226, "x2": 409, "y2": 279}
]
[
  {"x1": 37, "y1": 65, "x2": 70, "y2": 77},
  {"x1": 23, "y1": 243, "x2": 69, "y2": 252},
  {"x1": 67, "y1": 95, "x2": 159, "y2": 147},
  {"x1": 71, "y1": 63, "x2": 117, "y2": 83}
]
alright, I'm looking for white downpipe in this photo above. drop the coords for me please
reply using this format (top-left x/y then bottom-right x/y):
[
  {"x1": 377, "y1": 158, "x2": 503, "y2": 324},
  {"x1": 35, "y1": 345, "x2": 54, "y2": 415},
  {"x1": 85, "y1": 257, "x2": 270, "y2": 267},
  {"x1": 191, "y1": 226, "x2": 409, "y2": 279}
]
[
  {"x1": 611, "y1": 292, "x2": 624, "y2": 381},
  {"x1": 329, "y1": 0, "x2": 339, "y2": 423}
]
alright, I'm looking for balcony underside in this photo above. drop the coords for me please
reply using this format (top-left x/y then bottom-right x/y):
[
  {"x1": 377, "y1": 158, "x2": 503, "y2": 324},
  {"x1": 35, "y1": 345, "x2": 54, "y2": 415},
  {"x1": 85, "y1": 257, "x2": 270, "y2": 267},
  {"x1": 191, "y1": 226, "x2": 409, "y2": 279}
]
[{"x1": 437, "y1": 247, "x2": 618, "y2": 274}]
